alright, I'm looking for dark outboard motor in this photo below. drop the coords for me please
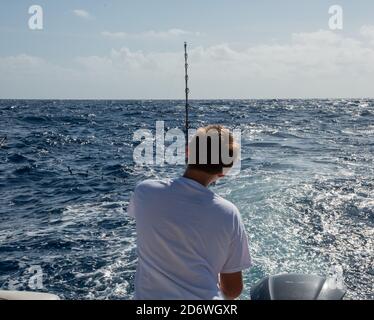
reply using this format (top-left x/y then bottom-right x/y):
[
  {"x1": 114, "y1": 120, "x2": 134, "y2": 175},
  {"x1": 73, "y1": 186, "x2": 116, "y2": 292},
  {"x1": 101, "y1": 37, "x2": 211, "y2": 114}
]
[{"x1": 251, "y1": 273, "x2": 346, "y2": 300}]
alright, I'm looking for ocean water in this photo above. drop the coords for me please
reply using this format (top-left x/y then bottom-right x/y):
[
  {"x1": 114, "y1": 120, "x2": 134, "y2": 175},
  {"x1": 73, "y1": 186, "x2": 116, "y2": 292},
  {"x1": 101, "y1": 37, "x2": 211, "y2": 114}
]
[{"x1": 0, "y1": 99, "x2": 373, "y2": 300}]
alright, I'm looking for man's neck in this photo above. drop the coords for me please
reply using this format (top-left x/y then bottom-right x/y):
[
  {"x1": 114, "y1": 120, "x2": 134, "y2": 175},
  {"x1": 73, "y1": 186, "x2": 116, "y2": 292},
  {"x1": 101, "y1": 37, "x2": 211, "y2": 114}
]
[{"x1": 183, "y1": 169, "x2": 214, "y2": 187}]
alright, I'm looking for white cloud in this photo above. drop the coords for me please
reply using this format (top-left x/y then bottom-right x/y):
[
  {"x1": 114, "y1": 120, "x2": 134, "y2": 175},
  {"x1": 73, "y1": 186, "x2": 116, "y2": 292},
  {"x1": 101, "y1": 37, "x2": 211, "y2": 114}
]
[
  {"x1": 101, "y1": 28, "x2": 201, "y2": 40},
  {"x1": 101, "y1": 31, "x2": 129, "y2": 39},
  {"x1": 360, "y1": 25, "x2": 374, "y2": 37},
  {"x1": 360, "y1": 25, "x2": 374, "y2": 45},
  {"x1": 73, "y1": 9, "x2": 93, "y2": 20},
  {"x1": 0, "y1": 54, "x2": 80, "y2": 98},
  {"x1": 1, "y1": 28, "x2": 374, "y2": 99}
]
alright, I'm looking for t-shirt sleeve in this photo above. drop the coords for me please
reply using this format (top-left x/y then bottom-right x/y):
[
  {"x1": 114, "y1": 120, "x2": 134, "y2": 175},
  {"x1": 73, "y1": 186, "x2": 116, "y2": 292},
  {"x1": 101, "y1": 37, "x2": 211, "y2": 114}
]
[
  {"x1": 126, "y1": 191, "x2": 136, "y2": 219},
  {"x1": 220, "y1": 206, "x2": 252, "y2": 274},
  {"x1": 127, "y1": 181, "x2": 150, "y2": 219}
]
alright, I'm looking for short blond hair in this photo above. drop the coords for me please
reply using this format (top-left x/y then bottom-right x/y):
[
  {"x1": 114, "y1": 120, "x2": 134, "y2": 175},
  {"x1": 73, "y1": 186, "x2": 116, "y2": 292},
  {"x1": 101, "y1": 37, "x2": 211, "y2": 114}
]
[{"x1": 188, "y1": 125, "x2": 238, "y2": 174}]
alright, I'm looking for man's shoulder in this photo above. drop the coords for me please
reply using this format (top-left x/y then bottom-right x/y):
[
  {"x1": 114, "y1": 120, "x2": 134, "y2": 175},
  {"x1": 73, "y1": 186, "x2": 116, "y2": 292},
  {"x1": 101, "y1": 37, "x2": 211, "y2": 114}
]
[
  {"x1": 212, "y1": 194, "x2": 240, "y2": 217},
  {"x1": 135, "y1": 179, "x2": 171, "y2": 192}
]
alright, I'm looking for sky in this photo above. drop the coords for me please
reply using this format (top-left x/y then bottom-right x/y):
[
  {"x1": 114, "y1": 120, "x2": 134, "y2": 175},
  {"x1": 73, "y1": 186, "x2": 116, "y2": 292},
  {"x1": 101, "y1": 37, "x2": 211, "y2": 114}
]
[{"x1": 0, "y1": 0, "x2": 374, "y2": 99}]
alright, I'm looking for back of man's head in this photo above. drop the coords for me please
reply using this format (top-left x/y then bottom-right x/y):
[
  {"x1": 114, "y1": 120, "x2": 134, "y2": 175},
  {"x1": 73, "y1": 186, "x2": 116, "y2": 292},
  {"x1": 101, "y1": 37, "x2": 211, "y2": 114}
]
[{"x1": 187, "y1": 125, "x2": 239, "y2": 175}]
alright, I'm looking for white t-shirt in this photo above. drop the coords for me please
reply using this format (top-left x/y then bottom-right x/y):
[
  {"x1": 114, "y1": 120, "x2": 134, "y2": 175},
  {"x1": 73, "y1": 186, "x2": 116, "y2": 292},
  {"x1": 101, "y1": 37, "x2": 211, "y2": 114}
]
[{"x1": 127, "y1": 177, "x2": 252, "y2": 300}]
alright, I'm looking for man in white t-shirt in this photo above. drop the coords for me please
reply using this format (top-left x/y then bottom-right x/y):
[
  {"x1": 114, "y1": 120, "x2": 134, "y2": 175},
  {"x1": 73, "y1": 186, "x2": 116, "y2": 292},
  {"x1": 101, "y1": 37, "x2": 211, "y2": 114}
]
[{"x1": 127, "y1": 125, "x2": 251, "y2": 300}]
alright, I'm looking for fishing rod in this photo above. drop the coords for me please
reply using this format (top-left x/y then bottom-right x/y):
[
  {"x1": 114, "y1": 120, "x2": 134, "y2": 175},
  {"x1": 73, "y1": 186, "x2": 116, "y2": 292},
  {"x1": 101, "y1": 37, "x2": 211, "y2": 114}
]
[
  {"x1": 184, "y1": 42, "x2": 189, "y2": 161},
  {"x1": 65, "y1": 164, "x2": 129, "y2": 183}
]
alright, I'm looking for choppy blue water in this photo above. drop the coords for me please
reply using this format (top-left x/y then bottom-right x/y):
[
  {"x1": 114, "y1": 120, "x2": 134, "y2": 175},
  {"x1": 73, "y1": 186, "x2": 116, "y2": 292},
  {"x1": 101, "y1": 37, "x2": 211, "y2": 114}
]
[{"x1": 0, "y1": 99, "x2": 373, "y2": 300}]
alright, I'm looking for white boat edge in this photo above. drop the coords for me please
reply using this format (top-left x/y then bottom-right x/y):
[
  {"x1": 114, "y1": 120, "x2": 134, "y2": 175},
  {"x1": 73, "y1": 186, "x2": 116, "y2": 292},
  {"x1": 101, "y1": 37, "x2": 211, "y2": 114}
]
[{"x1": 0, "y1": 290, "x2": 60, "y2": 300}]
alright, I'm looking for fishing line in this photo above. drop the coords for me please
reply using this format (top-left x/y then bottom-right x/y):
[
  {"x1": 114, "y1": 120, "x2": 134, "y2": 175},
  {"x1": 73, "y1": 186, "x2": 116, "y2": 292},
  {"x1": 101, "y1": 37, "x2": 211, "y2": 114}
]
[
  {"x1": 0, "y1": 135, "x2": 7, "y2": 148},
  {"x1": 63, "y1": 44, "x2": 191, "y2": 179},
  {"x1": 3, "y1": 44, "x2": 192, "y2": 181}
]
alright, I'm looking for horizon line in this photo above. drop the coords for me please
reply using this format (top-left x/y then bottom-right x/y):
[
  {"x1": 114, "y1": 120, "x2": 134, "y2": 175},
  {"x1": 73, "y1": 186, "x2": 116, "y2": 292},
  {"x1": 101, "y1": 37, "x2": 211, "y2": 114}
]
[{"x1": 0, "y1": 97, "x2": 373, "y2": 101}]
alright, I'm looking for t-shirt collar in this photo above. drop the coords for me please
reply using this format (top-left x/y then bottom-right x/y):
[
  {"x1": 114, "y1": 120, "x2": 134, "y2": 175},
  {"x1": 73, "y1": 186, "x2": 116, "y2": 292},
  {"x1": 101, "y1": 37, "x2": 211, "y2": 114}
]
[{"x1": 179, "y1": 176, "x2": 211, "y2": 193}]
